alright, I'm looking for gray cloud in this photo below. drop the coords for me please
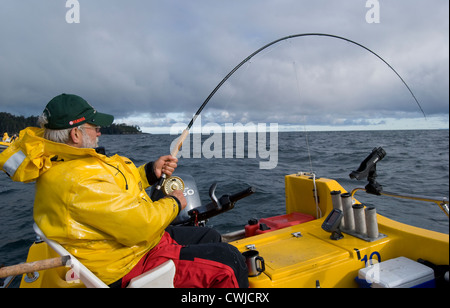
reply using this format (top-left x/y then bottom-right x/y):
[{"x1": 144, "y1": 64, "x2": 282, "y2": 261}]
[{"x1": 0, "y1": 0, "x2": 448, "y2": 131}]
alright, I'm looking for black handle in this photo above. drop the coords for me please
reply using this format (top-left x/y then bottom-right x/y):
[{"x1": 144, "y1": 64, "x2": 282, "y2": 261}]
[
  {"x1": 256, "y1": 256, "x2": 265, "y2": 273},
  {"x1": 150, "y1": 175, "x2": 166, "y2": 200},
  {"x1": 230, "y1": 186, "x2": 256, "y2": 203}
]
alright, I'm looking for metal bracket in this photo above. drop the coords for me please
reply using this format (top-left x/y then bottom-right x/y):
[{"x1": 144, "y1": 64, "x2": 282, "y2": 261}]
[{"x1": 292, "y1": 232, "x2": 303, "y2": 238}]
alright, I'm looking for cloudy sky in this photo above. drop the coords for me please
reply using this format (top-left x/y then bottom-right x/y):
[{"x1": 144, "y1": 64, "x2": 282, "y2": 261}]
[{"x1": 0, "y1": 0, "x2": 448, "y2": 133}]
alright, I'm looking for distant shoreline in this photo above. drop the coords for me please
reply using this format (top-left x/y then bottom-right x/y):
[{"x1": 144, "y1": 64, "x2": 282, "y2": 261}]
[{"x1": 0, "y1": 112, "x2": 142, "y2": 135}]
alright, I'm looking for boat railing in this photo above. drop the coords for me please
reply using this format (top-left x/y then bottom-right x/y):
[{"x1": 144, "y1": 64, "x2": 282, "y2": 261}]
[{"x1": 351, "y1": 187, "x2": 449, "y2": 218}]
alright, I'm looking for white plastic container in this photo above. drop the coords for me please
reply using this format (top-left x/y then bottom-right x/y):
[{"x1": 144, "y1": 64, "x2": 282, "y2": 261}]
[{"x1": 358, "y1": 256, "x2": 435, "y2": 288}]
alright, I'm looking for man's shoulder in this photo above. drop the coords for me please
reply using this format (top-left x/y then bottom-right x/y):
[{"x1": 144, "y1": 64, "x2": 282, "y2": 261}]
[{"x1": 39, "y1": 156, "x2": 107, "y2": 183}]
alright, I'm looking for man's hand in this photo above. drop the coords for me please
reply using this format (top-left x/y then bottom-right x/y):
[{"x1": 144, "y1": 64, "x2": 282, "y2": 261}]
[
  {"x1": 169, "y1": 189, "x2": 187, "y2": 210},
  {"x1": 153, "y1": 155, "x2": 186, "y2": 210},
  {"x1": 153, "y1": 155, "x2": 178, "y2": 179}
]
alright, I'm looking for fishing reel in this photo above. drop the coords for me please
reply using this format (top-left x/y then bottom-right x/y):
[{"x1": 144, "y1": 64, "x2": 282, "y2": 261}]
[
  {"x1": 161, "y1": 176, "x2": 185, "y2": 195},
  {"x1": 151, "y1": 174, "x2": 203, "y2": 224}
]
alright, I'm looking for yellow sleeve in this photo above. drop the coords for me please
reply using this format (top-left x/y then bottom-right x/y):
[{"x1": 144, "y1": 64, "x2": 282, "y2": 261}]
[{"x1": 138, "y1": 164, "x2": 151, "y2": 189}]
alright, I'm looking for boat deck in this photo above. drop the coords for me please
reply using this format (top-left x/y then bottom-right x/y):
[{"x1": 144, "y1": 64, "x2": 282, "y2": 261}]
[{"x1": 231, "y1": 214, "x2": 448, "y2": 288}]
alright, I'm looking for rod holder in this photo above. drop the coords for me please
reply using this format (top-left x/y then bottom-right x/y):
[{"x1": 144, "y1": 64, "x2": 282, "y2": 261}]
[
  {"x1": 331, "y1": 190, "x2": 345, "y2": 229},
  {"x1": 353, "y1": 203, "x2": 367, "y2": 236},
  {"x1": 365, "y1": 206, "x2": 379, "y2": 239},
  {"x1": 341, "y1": 193, "x2": 355, "y2": 232}
]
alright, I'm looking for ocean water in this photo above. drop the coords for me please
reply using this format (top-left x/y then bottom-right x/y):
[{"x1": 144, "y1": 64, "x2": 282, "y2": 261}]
[{"x1": 1, "y1": 129, "x2": 449, "y2": 287}]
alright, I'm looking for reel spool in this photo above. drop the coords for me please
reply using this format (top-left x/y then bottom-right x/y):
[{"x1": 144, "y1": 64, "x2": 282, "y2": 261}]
[{"x1": 162, "y1": 176, "x2": 185, "y2": 195}]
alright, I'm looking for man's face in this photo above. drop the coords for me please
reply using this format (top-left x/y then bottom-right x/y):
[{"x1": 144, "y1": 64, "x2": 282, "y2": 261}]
[{"x1": 80, "y1": 124, "x2": 100, "y2": 148}]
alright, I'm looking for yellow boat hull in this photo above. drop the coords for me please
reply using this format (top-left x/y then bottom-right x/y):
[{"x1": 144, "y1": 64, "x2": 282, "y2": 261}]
[
  {"x1": 19, "y1": 173, "x2": 449, "y2": 288},
  {"x1": 0, "y1": 142, "x2": 11, "y2": 149},
  {"x1": 230, "y1": 174, "x2": 448, "y2": 288}
]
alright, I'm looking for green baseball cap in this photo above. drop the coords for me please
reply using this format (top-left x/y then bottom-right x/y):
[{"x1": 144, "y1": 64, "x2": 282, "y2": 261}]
[{"x1": 44, "y1": 94, "x2": 114, "y2": 129}]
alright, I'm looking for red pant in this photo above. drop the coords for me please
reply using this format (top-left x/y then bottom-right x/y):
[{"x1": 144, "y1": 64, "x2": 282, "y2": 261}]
[{"x1": 120, "y1": 226, "x2": 248, "y2": 288}]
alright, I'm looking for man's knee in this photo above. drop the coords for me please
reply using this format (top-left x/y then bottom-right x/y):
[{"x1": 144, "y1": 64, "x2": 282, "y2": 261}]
[
  {"x1": 179, "y1": 242, "x2": 249, "y2": 288},
  {"x1": 201, "y1": 227, "x2": 222, "y2": 243},
  {"x1": 206, "y1": 243, "x2": 249, "y2": 288}
]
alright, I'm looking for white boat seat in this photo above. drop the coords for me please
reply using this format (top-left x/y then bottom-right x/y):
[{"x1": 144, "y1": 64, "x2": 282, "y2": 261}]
[
  {"x1": 127, "y1": 260, "x2": 176, "y2": 288},
  {"x1": 33, "y1": 223, "x2": 176, "y2": 288}
]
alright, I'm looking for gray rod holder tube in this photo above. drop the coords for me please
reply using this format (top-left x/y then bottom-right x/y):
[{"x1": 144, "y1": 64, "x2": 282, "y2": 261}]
[
  {"x1": 365, "y1": 206, "x2": 379, "y2": 239},
  {"x1": 331, "y1": 190, "x2": 345, "y2": 229},
  {"x1": 341, "y1": 193, "x2": 355, "y2": 232},
  {"x1": 353, "y1": 203, "x2": 367, "y2": 236}
]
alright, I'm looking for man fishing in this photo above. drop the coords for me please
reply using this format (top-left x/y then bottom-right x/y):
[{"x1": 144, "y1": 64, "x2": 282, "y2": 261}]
[{"x1": 0, "y1": 93, "x2": 248, "y2": 288}]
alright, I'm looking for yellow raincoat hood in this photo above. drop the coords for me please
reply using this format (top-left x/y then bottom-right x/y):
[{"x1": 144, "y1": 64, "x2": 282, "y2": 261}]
[
  {"x1": 0, "y1": 127, "x2": 180, "y2": 284},
  {"x1": 0, "y1": 127, "x2": 103, "y2": 182}
]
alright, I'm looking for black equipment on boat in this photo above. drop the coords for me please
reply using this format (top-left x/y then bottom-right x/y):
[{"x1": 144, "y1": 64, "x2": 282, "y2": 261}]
[
  {"x1": 350, "y1": 147, "x2": 449, "y2": 218},
  {"x1": 322, "y1": 208, "x2": 344, "y2": 240},
  {"x1": 151, "y1": 174, "x2": 256, "y2": 226},
  {"x1": 349, "y1": 147, "x2": 386, "y2": 195},
  {"x1": 186, "y1": 185, "x2": 256, "y2": 226}
]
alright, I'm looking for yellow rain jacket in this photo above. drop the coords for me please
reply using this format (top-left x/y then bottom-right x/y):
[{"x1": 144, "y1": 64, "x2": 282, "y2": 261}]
[
  {"x1": 2, "y1": 132, "x2": 9, "y2": 142},
  {"x1": 0, "y1": 127, "x2": 180, "y2": 284}
]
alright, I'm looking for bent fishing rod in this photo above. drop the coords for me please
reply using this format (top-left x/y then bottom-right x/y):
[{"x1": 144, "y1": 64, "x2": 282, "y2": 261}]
[{"x1": 151, "y1": 32, "x2": 425, "y2": 199}]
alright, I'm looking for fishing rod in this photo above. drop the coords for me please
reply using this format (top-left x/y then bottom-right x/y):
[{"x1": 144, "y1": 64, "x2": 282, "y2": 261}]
[{"x1": 151, "y1": 33, "x2": 425, "y2": 199}]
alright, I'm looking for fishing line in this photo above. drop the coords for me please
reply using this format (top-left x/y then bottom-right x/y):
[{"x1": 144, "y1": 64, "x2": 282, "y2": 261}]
[
  {"x1": 152, "y1": 33, "x2": 425, "y2": 198},
  {"x1": 291, "y1": 60, "x2": 314, "y2": 174},
  {"x1": 292, "y1": 59, "x2": 321, "y2": 218}
]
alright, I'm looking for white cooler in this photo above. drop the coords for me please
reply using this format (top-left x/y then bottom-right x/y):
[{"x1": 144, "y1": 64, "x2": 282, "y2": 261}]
[{"x1": 357, "y1": 256, "x2": 435, "y2": 288}]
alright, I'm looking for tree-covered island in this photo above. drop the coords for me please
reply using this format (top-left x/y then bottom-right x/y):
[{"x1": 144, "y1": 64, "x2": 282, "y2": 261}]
[{"x1": 1, "y1": 112, "x2": 142, "y2": 135}]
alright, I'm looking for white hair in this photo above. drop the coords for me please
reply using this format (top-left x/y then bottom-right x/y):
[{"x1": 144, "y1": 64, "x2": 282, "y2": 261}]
[
  {"x1": 38, "y1": 113, "x2": 72, "y2": 144},
  {"x1": 38, "y1": 113, "x2": 98, "y2": 148}
]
